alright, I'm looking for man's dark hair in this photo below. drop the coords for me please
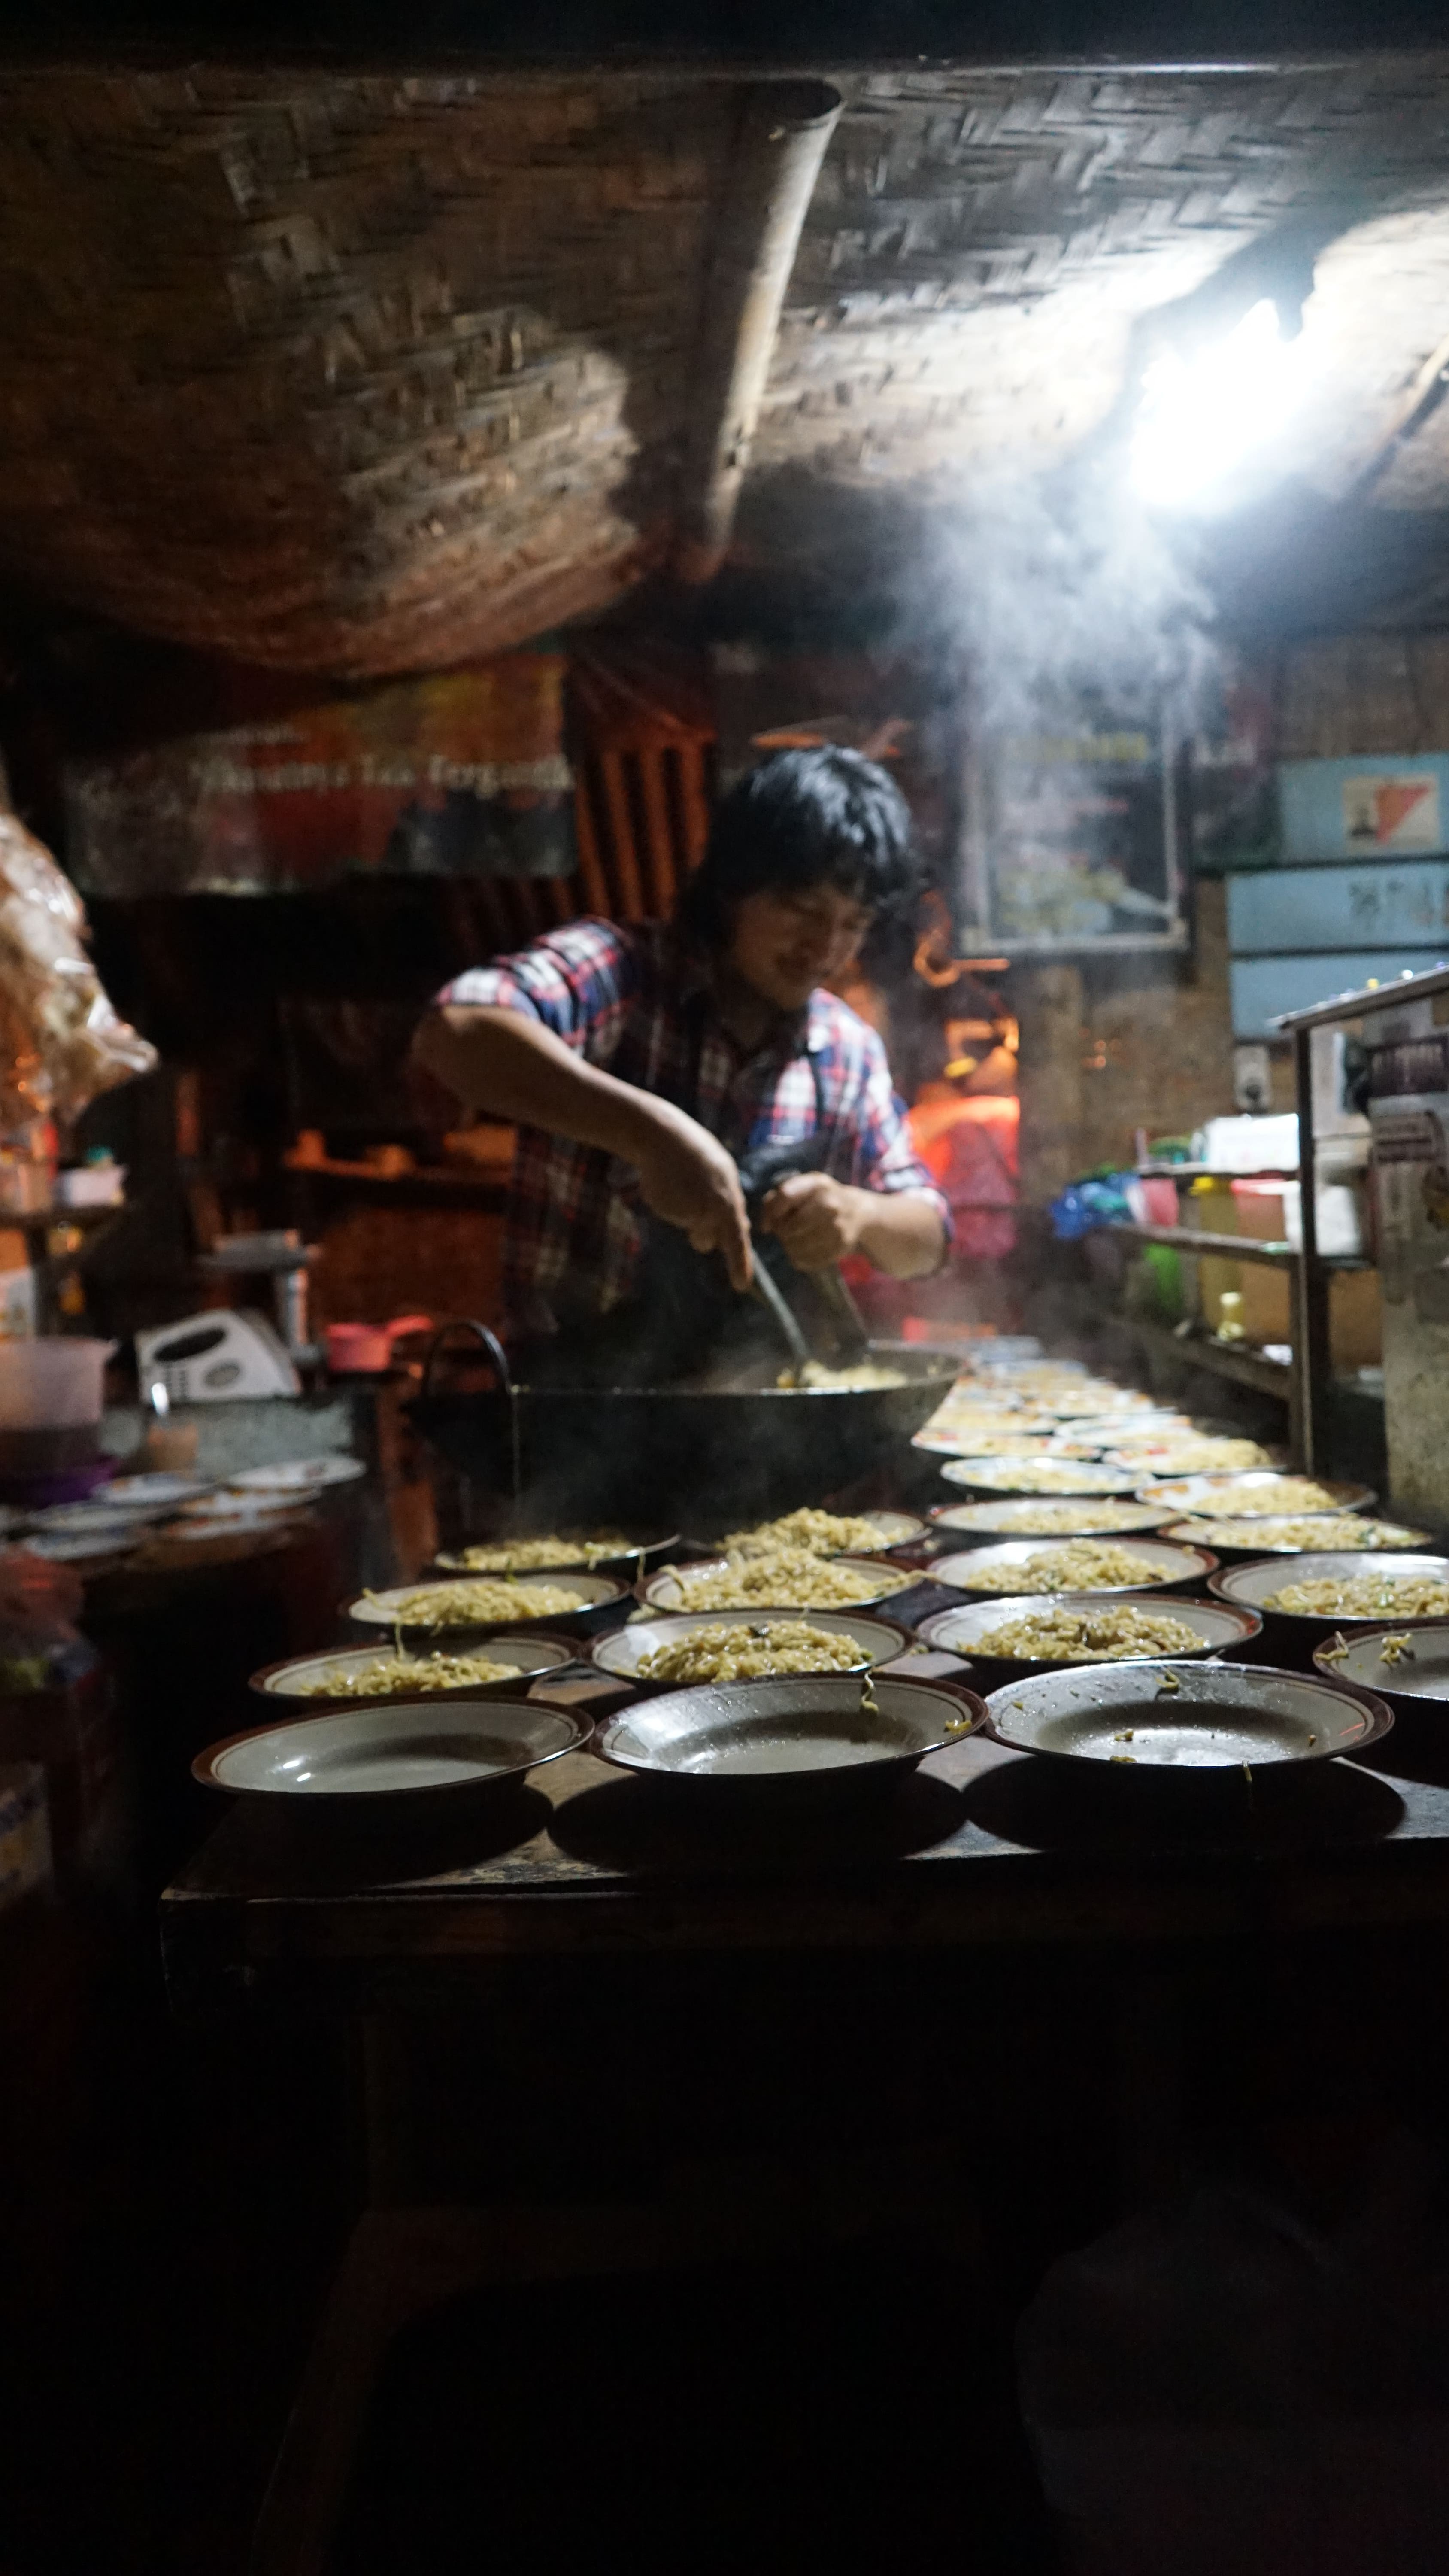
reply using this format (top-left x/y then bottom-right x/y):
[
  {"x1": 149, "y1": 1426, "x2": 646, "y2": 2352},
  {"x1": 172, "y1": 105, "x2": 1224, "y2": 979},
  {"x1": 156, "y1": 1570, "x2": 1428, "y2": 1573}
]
[{"x1": 679, "y1": 746, "x2": 922, "y2": 950}]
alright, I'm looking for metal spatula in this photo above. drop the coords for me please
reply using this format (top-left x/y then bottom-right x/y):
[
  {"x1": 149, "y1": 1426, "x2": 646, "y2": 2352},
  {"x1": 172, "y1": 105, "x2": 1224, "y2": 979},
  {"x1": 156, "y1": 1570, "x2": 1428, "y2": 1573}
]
[{"x1": 748, "y1": 1243, "x2": 815, "y2": 1378}]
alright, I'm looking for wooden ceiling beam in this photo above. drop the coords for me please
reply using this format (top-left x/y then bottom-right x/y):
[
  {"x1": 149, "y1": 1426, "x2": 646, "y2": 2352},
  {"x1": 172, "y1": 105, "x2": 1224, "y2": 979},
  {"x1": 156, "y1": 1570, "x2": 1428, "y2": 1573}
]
[{"x1": 674, "y1": 78, "x2": 842, "y2": 587}]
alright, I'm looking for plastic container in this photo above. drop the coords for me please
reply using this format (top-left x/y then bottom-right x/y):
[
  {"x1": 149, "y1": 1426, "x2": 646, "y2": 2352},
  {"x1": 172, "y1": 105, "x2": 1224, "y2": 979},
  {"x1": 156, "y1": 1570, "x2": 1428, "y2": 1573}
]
[{"x1": 0, "y1": 1339, "x2": 115, "y2": 1429}]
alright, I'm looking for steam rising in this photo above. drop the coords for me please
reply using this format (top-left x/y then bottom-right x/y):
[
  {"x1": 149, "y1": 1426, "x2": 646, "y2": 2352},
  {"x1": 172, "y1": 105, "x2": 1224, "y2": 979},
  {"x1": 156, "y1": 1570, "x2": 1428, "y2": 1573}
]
[{"x1": 916, "y1": 458, "x2": 1217, "y2": 743}]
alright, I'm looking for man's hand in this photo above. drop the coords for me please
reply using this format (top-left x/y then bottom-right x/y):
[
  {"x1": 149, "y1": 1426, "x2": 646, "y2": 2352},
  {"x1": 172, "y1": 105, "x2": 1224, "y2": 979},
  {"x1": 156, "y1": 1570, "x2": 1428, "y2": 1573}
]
[
  {"x1": 626, "y1": 1097, "x2": 753, "y2": 1293},
  {"x1": 758, "y1": 1171, "x2": 864, "y2": 1273}
]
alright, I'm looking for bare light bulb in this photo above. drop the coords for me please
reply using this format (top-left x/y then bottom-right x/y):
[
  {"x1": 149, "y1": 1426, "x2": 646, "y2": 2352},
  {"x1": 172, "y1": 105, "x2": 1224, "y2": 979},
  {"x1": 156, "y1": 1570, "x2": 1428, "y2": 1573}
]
[{"x1": 1130, "y1": 298, "x2": 1300, "y2": 510}]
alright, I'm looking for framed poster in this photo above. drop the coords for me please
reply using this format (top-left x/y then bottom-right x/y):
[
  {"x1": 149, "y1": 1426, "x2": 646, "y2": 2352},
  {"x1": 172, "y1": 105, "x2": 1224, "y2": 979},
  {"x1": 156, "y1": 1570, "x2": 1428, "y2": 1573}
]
[{"x1": 961, "y1": 714, "x2": 1186, "y2": 956}]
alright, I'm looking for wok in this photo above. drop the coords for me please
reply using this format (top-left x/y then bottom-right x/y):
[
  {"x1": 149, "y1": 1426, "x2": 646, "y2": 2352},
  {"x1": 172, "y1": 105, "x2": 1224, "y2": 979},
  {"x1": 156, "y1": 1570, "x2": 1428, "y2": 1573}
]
[{"x1": 407, "y1": 1321, "x2": 959, "y2": 1528}]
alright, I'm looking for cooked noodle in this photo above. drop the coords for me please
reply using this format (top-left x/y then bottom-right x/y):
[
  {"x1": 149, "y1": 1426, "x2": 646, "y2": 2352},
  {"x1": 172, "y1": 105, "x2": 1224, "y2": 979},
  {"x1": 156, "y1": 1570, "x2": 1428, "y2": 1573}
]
[
  {"x1": 976, "y1": 1604, "x2": 1204, "y2": 1661},
  {"x1": 721, "y1": 1509, "x2": 889, "y2": 1558},
  {"x1": 1264, "y1": 1574, "x2": 1449, "y2": 1619},
  {"x1": 662, "y1": 1549, "x2": 906, "y2": 1611},
  {"x1": 382, "y1": 1577, "x2": 589, "y2": 1627},
  {"x1": 956, "y1": 1542, "x2": 1166, "y2": 1594},
  {"x1": 637, "y1": 1622, "x2": 867, "y2": 1683},
  {"x1": 299, "y1": 1649, "x2": 517, "y2": 1696},
  {"x1": 440, "y1": 1533, "x2": 634, "y2": 1572}
]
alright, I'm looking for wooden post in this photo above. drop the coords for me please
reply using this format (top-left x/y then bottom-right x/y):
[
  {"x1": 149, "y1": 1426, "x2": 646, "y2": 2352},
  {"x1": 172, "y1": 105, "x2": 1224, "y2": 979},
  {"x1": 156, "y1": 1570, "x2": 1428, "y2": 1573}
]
[{"x1": 1016, "y1": 963, "x2": 1084, "y2": 1203}]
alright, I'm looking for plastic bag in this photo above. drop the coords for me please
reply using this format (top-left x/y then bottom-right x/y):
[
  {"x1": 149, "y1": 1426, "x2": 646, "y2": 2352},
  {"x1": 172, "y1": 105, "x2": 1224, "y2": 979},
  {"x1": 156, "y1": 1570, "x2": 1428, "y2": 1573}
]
[{"x1": 0, "y1": 808, "x2": 156, "y2": 1127}]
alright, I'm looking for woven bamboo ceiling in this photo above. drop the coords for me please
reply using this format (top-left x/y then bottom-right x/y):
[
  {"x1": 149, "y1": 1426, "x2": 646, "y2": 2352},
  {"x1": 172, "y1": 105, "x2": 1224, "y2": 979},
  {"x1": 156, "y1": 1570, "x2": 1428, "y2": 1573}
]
[{"x1": 6, "y1": 58, "x2": 1449, "y2": 674}]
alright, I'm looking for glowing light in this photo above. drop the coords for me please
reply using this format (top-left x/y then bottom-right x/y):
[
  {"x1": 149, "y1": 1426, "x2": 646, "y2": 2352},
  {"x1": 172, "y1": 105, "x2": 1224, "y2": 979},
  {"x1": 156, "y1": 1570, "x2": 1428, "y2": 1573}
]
[{"x1": 1129, "y1": 299, "x2": 1301, "y2": 510}]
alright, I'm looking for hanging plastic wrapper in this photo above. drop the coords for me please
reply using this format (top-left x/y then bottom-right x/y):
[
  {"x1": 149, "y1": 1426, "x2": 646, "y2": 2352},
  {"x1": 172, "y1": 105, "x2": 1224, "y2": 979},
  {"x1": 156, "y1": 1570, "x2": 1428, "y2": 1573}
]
[{"x1": 0, "y1": 805, "x2": 155, "y2": 1134}]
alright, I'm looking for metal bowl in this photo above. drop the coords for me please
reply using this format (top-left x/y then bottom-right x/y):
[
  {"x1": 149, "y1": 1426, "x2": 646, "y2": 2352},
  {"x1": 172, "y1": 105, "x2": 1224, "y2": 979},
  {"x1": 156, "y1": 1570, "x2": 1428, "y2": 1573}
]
[
  {"x1": 194, "y1": 1695, "x2": 589, "y2": 1806},
  {"x1": 640, "y1": 1554, "x2": 916, "y2": 1615},
  {"x1": 940, "y1": 1456, "x2": 1140, "y2": 1497},
  {"x1": 927, "y1": 1537, "x2": 1219, "y2": 1598},
  {"x1": 591, "y1": 1608, "x2": 911, "y2": 1687},
  {"x1": 984, "y1": 1659, "x2": 1393, "y2": 1770},
  {"x1": 250, "y1": 1631, "x2": 580, "y2": 1710},
  {"x1": 1140, "y1": 1471, "x2": 1375, "y2": 1516},
  {"x1": 916, "y1": 1590, "x2": 1260, "y2": 1677},
  {"x1": 1210, "y1": 1552, "x2": 1449, "y2": 1662},
  {"x1": 346, "y1": 1570, "x2": 627, "y2": 1638},
  {"x1": 592, "y1": 1671, "x2": 985, "y2": 1794},
  {"x1": 928, "y1": 1498, "x2": 1173, "y2": 1541}
]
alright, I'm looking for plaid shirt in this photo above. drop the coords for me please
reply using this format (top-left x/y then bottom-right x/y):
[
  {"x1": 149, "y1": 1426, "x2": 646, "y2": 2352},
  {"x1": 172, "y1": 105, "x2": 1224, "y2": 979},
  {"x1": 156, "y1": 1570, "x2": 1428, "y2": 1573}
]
[{"x1": 439, "y1": 918, "x2": 950, "y2": 1335}]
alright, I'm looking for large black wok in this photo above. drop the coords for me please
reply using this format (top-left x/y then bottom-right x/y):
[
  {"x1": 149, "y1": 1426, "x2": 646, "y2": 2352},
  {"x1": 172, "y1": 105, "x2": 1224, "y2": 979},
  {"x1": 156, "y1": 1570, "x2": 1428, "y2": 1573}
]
[{"x1": 407, "y1": 1321, "x2": 958, "y2": 1529}]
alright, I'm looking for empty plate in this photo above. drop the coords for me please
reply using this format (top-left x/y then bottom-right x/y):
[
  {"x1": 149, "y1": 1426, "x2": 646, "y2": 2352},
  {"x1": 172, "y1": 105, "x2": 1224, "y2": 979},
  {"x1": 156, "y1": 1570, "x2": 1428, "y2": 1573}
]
[
  {"x1": 103, "y1": 1473, "x2": 213, "y2": 1506},
  {"x1": 230, "y1": 1455, "x2": 367, "y2": 1492},
  {"x1": 985, "y1": 1659, "x2": 1392, "y2": 1768},
  {"x1": 594, "y1": 1671, "x2": 985, "y2": 1789},
  {"x1": 195, "y1": 1696, "x2": 589, "y2": 1802}
]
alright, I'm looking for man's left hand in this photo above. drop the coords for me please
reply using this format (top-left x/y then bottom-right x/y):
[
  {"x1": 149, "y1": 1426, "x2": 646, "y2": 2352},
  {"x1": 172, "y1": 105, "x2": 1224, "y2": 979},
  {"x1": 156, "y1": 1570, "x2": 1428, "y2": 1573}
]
[{"x1": 758, "y1": 1171, "x2": 864, "y2": 1272}]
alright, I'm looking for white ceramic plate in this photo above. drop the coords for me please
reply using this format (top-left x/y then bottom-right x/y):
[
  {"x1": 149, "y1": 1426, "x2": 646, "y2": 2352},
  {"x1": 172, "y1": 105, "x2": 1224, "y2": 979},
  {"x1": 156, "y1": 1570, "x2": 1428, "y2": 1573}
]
[
  {"x1": 641, "y1": 1555, "x2": 915, "y2": 1614},
  {"x1": 103, "y1": 1473, "x2": 214, "y2": 1506},
  {"x1": 195, "y1": 1696, "x2": 588, "y2": 1801},
  {"x1": 592, "y1": 1607, "x2": 910, "y2": 1683},
  {"x1": 21, "y1": 1529, "x2": 139, "y2": 1562},
  {"x1": 25, "y1": 1501, "x2": 169, "y2": 1532},
  {"x1": 940, "y1": 1457, "x2": 1140, "y2": 1496},
  {"x1": 347, "y1": 1570, "x2": 625, "y2": 1631},
  {"x1": 182, "y1": 1488, "x2": 306, "y2": 1521},
  {"x1": 252, "y1": 1632, "x2": 579, "y2": 1706},
  {"x1": 928, "y1": 1536, "x2": 1217, "y2": 1596},
  {"x1": 594, "y1": 1672, "x2": 985, "y2": 1785},
  {"x1": 918, "y1": 1590, "x2": 1260, "y2": 1668},
  {"x1": 984, "y1": 1659, "x2": 1392, "y2": 1768},
  {"x1": 230, "y1": 1455, "x2": 367, "y2": 1492},
  {"x1": 1138, "y1": 1471, "x2": 1375, "y2": 1516},
  {"x1": 930, "y1": 1497, "x2": 1173, "y2": 1539}
]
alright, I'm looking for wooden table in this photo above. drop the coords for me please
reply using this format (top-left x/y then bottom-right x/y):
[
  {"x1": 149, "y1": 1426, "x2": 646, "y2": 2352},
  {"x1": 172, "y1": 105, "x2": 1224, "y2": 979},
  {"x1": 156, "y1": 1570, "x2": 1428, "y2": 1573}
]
[
  {"x1": 167, "y1": 1734, "x2": 1449, "y2": 2572},
  {"x1": 163, "y1": 1732, "x2": 1449, "y2": 2009}
]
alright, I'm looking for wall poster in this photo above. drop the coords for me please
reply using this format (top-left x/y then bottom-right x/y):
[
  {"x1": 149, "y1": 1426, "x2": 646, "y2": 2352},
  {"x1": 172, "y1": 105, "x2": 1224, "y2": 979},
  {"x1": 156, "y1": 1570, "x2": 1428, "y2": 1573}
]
[
  {"x1": 64, "y1": 656, "x2": 574, "y2": 897},
  {"x1": 961, "y1": 711, "x2": 1185, "y2": 956}
]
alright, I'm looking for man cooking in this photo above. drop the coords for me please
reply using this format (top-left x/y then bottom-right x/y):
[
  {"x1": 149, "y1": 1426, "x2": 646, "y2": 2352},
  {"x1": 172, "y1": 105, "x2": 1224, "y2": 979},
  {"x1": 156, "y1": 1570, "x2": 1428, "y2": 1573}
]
[{"x1": 413, "y1": 746, "x2": 950, "y2": 1379}]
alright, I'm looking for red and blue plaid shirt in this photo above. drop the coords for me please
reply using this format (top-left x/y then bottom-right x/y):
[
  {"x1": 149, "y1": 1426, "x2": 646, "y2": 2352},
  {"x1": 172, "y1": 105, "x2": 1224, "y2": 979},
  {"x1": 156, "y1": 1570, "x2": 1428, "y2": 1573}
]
[{"x1": 439, "y1": 918, "x2": 950, "y2": 1335}]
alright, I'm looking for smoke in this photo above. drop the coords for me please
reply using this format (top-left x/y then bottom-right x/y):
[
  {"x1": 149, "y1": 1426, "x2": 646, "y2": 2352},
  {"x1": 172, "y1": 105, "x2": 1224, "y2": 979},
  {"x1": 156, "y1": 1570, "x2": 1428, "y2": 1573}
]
[{"x1": 914, "y1": 455, "x2": 1218, "y2": 745}]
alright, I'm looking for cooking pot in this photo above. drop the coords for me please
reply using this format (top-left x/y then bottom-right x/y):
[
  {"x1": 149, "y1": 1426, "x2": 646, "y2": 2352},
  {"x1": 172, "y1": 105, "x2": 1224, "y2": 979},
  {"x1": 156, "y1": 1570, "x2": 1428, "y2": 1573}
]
[
  {"x1": 407, "y1": 1320, "x2": 959, "y2": 1527},
  {"x1": 325, "y1": 1315, "x2": 432, "y2": 1375}
]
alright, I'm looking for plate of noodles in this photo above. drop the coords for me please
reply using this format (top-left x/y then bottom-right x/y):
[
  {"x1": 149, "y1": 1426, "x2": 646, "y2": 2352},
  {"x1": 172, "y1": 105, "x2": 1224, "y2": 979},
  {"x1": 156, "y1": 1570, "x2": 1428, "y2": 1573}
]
[
  {"x1": 433, "y1": 1529, "x2": 678, "y2": 1577},
  {"x1": 1161, "y1": 1513, "x2": 1430, "y2": 1559},
  {"x1": 641, "y1": 1550, "x2": 914, "y2": 1615},
  {"x1": 939, "y1": 1457, "x2": 1141, "y2": 1497},
  {"x1": 1210, "y1": 1551, "x2": 1449, "y2": 1638},
  {"x1": 251, "y1": 1632, "x2": 580, "y2": 1707},
  {"x1": 928, "y1": 1536, "x2": 1217, "y2": 1597},
  {"x1": 918, "y1": 1591, "x2": 1260, "y2": 1671},
  {"x1": 346, "y1": 1571, "x2": 625, "y2": 1634},
  {"x1": 694, "y1": 1507, "x2": 925, "y2": 1558},
  {"x1": 591, "y1": 1608, "x2": 910, "y2": 1687},
  {"x1": 930, "y1": 1497, "x2": 1173, "y2": 1539},
  {"x1": 1139, "y1": 1472, "x2": 1375, "y2": 1517}
]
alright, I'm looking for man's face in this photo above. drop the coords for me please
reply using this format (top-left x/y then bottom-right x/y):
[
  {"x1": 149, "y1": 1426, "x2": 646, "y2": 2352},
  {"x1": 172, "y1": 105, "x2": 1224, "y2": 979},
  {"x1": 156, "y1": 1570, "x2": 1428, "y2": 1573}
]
[{"x1": 725, "y1": 882, "x2": 875, "y2": 1012}]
